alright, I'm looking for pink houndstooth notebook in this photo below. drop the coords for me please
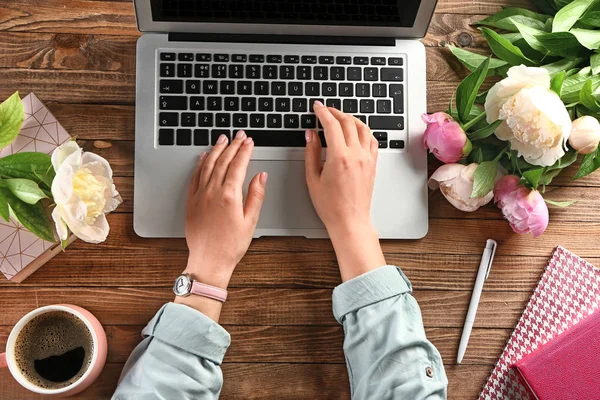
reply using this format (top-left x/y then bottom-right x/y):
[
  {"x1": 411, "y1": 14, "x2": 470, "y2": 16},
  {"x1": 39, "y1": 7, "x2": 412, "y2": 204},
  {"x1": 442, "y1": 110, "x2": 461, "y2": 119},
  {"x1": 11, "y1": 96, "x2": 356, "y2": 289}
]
[{"x1": 479, "y1": 246, "x2": 600, "y2": 399}]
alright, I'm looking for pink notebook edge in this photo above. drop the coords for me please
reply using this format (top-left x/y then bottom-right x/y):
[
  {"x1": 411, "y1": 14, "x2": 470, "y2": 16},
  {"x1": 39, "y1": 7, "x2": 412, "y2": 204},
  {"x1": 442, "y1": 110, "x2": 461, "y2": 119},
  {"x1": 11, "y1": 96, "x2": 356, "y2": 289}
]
[{"x1": 478, "y1": 246, "x2": 600, "y2": 399}]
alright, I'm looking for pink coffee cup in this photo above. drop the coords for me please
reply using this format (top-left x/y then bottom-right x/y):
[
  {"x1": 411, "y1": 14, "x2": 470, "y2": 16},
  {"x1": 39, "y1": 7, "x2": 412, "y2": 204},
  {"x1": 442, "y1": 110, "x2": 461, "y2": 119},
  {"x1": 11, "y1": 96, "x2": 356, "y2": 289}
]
[{"x1": 0, "y1": 304, "x2": 107, "y2": 397}]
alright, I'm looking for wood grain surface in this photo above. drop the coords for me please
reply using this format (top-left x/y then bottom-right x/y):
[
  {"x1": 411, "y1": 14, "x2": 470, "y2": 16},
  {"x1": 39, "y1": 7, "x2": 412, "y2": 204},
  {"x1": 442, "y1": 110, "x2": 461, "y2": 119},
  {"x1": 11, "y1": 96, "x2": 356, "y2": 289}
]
[{"x1": 1, "y1": 0, "x2": 597, "y2": 399}]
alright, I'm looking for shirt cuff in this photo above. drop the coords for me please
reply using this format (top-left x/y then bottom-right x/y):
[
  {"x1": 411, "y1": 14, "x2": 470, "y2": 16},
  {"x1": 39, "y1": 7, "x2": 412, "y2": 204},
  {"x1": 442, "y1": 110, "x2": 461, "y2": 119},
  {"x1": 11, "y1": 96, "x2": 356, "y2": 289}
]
[
  {"x1": 332, "y1": 265, "x2": 412, "y2": 324},
  {"x1": 142, "y1": 302, "x2": 231, "y2": 365}
]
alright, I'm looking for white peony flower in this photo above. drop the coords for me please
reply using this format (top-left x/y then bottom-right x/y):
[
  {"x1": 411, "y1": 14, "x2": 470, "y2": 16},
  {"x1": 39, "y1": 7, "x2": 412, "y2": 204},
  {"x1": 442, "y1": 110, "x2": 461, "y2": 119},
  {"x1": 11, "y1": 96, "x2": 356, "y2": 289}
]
[
  {"x1": 485, "y1": 65, "x2": 572, "y2": 167},
  {"x1": 51, "y1": 141, "x2": 122, "y2": 244},
  {"x1": 428, "y1": 163, "x2": 495, "y2": 212},
  {"x1": 569, "y1": 116, "x2": 600, "y2": 154}
]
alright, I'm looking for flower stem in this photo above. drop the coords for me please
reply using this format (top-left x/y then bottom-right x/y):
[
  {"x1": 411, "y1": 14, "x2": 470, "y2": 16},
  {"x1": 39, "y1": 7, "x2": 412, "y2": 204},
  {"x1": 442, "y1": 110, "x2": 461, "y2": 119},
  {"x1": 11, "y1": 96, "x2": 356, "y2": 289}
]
[{"x1": 462, "y1": 112, "x2": 487, "y2": 131}]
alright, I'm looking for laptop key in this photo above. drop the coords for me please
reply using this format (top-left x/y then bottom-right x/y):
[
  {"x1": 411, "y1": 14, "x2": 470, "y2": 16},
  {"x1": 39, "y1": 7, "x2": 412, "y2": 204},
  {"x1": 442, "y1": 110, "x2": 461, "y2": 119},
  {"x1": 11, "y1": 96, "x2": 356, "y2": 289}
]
[
  {"x1": 246, "y1": 65, "x2": 261, "y2": 79},
  {"x1": 297, "y1": 66, "x2": 311, "y2": 80},
  {"x1": 388, "y1": 57, "x2": 403, "y2": 66},
  {"x1": 216, "y1": 113, "x2": 230, "y2": 127},
  {"x1": 280, "y1": 66, "x2": 295, "y2": 80},
  {"x1": 177, "y1": 64, "x2": 192, "y2": 78},
  {"x1": 314, "y1": 66, "x2": 328, "y2": 80},
  {"x1": 373, "y1": 83, "x2": 387, "y2": 97},
  {"x1": 224, "y1": 97, "x2": 239, "y2": 111},
  {"x1": 318, "y1": 56, "x2": 334, "y2": 64},
  {"x1": 292, "y1": 98, "x2": 307, "y2": 112},
  {"x1": 306, "y1": 82, "x2": 320, "y2": 96},
  {"x1": 244, "y1": 130, "x2": 306, "y2": 147},
  {"x1": 364, "y1": 67, "x2": 378, "y2": 81},
  {"x1": 159, "y1": 112, "x2": 178, "y2": 126},
  {"x1": 186, "y1": 80, "x2": 200, "y2": 94},
  {"x1": 160, "y1": 53, "x2": 175, "y2": 61},
  {"x1": 242, "y1": 98, "x2": 257, "y2": 111},
  {"x1": 203, "y1": 81, "x2": 218, "y2": 94},
  {"x1": 284, "y1": 114, "x2": 299, "y2": 128},
  {"x1": 177, "y1": 129, "x2": 192, "y2": 145},
  {"x1": 381, "y1": 68, "x2": 404, "y2": 82},
  {"x1": 330, "y1": 67, "x2": 345, "y2": 80},
  {"x1": 220, "y1": 81, "x2": 235, "y2": 94},
  {"x1": 198, "y1": 113, "x2": 213, "y2": 127},
  {"x1": 371, "y1": 57, "x2": 386, "y2": 65},
  {"x1": 360, "y1": 99, "x2": 375, "y2": 113},
  {"x1": 369, "y1": 116, "x2": 404, "y2": 130},
  {"x1": 158, "y1": 129, "x2": 174, "y2": 145},
  {"x1": 339, "y1": 83, "x2": 353, "y2": 97},
  {"x1": 272, "y1": 82, "x2": 286, "y2": 95},
  {"x1": 178, "y1": 53, "x2": 194, "y2": 61},
  {"x1": 263, "y1": 65, "x2": 278, "y2": 79},
  {"x1": 301, "y1": 114, "x2": 317, "y2": 129},
  {"x1": 356, "y1": 83, "x2": 370, "y2": 97},
  {"x1": 232, "y1": 54, "x2": 247, "y2": 62},
  {"x1": 160, "y1": 63, "x2": 175, "y2": 77},
  {"x1": 233, "y1": 114, "x2": 248, "y2": 128},
  {"x1": 190, "y1": 97, "x2": 204, "y2": 110},
  {"x1": 229, "y1": 65, "x2": 244, "y2": 78},
  {"x1": 258, "y1": 98, "x2": 273, "y2": 111},
  {"x1": 343, "y1": 99, "x2": 358, "y2": 113},
  {"x1": 249, "y1": 55, "x2": 264, "y2": 63},
  {"x1": 193, "y1": 129, "x2": 209, "y2": 146},
  {"x1": 250, "y1": 114, "x2": 265, "y2": 128},
  {"x1": 195, "y1": 64, "x2": 209, "y2": 78},
  {"x1": 181, "y1": 113, "x2": 196, "y2": 127},
  {"x1": 301, "y1": 56, "x2": 317, "y2": 64},
  {"x1": 336, "y1": 56, "x2": 351, "y2": 64},
  {"x1": 356, "y1": 115, "x2": 367, "y2": 124},
  {"x1": 378, "y1": 140, "x2": 388, "y2": 149},
  {"x1": 309, "y1": 98, "x2": 324, "y2": 112},
  {"x1": 289, "y1": 82, "x2": 303, "y2": 95},
  {"x1": 255, "y1": 82, "x2": 269, "y2": 95},
  {"x1": 322, "y1": 83, "x2": 336, "y2": 96},
  {"x1": 275, "y1": 98, "x2": 290, "y2": 112},
  {"x1": 207, "y1": 97, "x2": 222, "y2": 111},
  {"x1": 196, "y1": 53, "x2": 211, "y2": 62},
  {"x1": 373, "y1": 132, "x2": 387, "y2": 141},
  {"x1": 159, "y1": 80, "x2": 183, "y2": 94},
  {"x1": 377, "y1": 99, "x2": 392, "y2": 114},
  {"x1": 390, "y1": 140, "x2": 405, "y2": 149},
  {"x1": 326, "y1": 99, "x2": 341, "y2": 110},
  {"x1": 212, "y1": 65, "x2": 227, "y2": 78},
  {"x1": 159, "y1": 96, "x2": 186, "y2": 110},
  {"x1": 284, "y1": 55, "x2": 300, "y2": 63},
  {"x1": 353, "y1": 57, "x2": 368, "y2": 65},
  {"x1": 267, "y1": 114, "x2": 282, "y2": 128},
  {"x1": 390, "y1": 84, "x2": 404, "y2": 114},
  {"x1": 347, "y1": 67, "x2": 361, "y2": 81},
  {"x1": 214, "y1": 54, "x2": 229, "y2": 62},
  {"x1": 211, "y1": 130, "x2": 231, "y2": 145},
  {"x1": 267, "y1": 55, "x2": 282, "y2": 63},
  {"x1": 238, "y1": 81, "x2": 252, "y2": 95}
]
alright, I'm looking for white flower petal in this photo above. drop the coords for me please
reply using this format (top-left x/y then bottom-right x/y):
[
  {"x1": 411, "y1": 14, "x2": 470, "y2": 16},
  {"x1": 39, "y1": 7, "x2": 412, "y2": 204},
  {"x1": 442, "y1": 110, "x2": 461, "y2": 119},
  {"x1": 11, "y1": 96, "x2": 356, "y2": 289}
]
[
  {"x1": 51, "y1": 141, "x2": 81, "y2": 173},
  {"x1": 51, "y1": 206, "x2": 69, "y2": 241},
  {"x1": 68, "y1": 213, "x2": 109, "y2": 244},
  {"x1": 82, "y1": 152, "x2": 114, "y2": 180},
  {"x1": 494, "y1": 121, "x2": 514, "y2": 141},
  {"x1": 51, "y1": 163, "x2": 75, "y2": 205},
  {"x1": 428, "y1": 163, "x2": 464, "y2": 190}
]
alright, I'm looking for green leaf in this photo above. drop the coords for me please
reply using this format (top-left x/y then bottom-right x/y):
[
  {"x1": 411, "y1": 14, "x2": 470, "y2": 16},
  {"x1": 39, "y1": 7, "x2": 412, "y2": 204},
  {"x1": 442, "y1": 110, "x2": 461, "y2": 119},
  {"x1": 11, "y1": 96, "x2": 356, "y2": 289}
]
[
  {"x1": 468, "y1": 120, "x2": 503, "y2": 141},
  {"x1": 547, "y1": 149, "x2": 579, "y2": 171},
  {"x1": 537, "y1": 31, "x2": 590, "y2": 57},
  {"x1": 0, "y1": 187, "x2": 55, "y2": 242},
  {"x1": 550, "y1": 71, "x2": 567, "y2": 96},
  {"x1": 0, "y1": 189, "x2": 9, "y2": 222},
  {"x1": 0, "y1": 92, "x2": 24, "y2": 150},
  {"x1": 542, "y1": 58, "x2": 584, "y2": 77},
  {"x1": 522, "y1": 168, "x2": 544, "y2": 189},
  {"x1": 592, "y1": 52, "x2": 600, "y2": 74},
  {"x1": 477, "y1": 14, "x2": 548, "y2": 32},
  {"x1": 561, "y1": 67, "x2": 600, "y2": 103},
  {"x1": 570, "y1": 28, "x2": 600, "y2": 49},
  {"x1": 501, "y1": 32, "x2": 524, "y2": 44},
  {"x1": 532, "y1": 0, "x2": 558, "y2": 14},
  {"x1": 5, "y1": 179, "x2": 47, "y2": 205},
  {"x1": 512, "y1": 21, "x2": 550, "y2": 54},
  {"x1": 573, "y1": 146, "x2": 600, "y2": 180},
  {"x1": 553, "y1": 0, "x2": 599, "y2": 32},
  {"x1": 479, "y1": 27, "x2": 535, "y2": 66},
  {"x1": 470, "y1": 148, "x2": 484, "y2": 164},
  {"x1": 476, "y1": 7, "x2": 550, "y2": 28},
  {"x1": 34, "y1": 172, "x2": 54, "y2": 189},
  {"x1": 581, "y1": 11, "x2": 600, "y2": 27},
  {"x1": 455, "y1": 57, "x2": 490, "y2": 124},
  {"x1": 447, "y1": 46, "x2": 508, "y2": 77},
  {"x1": 544, "y1": 199, "x2": 576, "y2": 207},
  {"x1": 471, "y1": 161, "x2": 498, "y2": 198},
  {"x1": 580, "y1": 79, "x2": 600, "y2": 112},
  {"x1": 0, "y1": 152, "x2": 54, "y2": 183}
]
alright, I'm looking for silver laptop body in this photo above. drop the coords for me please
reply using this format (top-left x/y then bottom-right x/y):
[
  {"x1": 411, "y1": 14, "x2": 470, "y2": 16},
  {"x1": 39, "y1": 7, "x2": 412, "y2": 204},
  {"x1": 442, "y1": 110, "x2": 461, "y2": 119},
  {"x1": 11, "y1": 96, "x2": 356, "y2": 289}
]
[{"x1": 133, "y1": 0, "x2": 435, "y2": 239}]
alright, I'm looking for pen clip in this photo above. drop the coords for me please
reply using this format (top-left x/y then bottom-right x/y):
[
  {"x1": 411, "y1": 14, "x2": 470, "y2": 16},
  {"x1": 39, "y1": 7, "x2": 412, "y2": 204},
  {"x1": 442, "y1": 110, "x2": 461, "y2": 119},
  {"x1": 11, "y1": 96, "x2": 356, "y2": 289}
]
[{"x1": 484, "y1": 239, "x2": 497, "y2": 280}]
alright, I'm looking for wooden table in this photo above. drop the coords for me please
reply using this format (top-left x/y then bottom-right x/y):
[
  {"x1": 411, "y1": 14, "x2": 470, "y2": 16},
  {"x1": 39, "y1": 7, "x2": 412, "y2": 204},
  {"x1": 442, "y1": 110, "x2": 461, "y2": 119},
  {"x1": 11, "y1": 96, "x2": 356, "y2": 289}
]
[{"x1": 1, "y1": 0, "x2": 599, "y2": 398}]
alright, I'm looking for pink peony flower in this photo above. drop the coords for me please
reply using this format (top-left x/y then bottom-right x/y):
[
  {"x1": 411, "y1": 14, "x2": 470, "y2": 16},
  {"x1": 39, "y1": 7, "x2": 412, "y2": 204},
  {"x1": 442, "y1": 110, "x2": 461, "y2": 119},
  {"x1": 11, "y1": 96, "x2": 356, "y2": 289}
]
[
  {"x1": 428, "y1": 163, "x2": 494, "y2": 212},
  {"x1": 494, "y1": 175, "x2": 549, "y2": 238},
  {"x1": 422, "y1": 112, "x2": 472, "y2": 163}
]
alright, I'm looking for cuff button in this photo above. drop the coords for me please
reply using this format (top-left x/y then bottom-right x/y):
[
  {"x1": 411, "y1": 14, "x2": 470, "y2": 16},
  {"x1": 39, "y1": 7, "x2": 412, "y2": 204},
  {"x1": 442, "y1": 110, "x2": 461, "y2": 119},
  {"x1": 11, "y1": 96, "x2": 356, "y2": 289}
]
[{"x1": 425, "y1": 366, "x2": 434, "y2": 378}]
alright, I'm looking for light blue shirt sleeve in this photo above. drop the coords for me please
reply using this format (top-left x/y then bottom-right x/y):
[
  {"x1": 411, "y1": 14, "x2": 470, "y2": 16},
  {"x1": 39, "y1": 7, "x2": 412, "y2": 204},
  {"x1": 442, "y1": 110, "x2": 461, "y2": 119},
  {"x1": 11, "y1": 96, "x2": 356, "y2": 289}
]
[
  {"x1": 112, "y1": 302, "x2": 230, "y2": 400},
  {"x1": 332, "y1": 265, "x2": 448, "y2": 400}
]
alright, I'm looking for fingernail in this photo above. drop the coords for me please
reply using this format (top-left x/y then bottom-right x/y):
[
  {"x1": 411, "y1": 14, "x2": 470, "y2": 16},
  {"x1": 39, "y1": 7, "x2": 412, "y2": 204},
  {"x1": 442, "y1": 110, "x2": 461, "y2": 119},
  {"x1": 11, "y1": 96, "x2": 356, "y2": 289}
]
[
  {"x1": 260, "y1": 172, "x2": 268, "y2": 185},
  {"x1": 305, "y1": 130, "x2": 313, "y2": 143},
  {"x1": 217, "y1": 134, "x2": 227, "y2": 144},
  {"x1": 244, "y1": 137, "x2": 253, "y2": 145},
  {"x1": 235, "y1": 130, "x2": 246, "y2": 139},
  {"x1": 199, "y1": 152, "x2": 207, "y2": 160},
  {"x1": 314, "y1": 100, "x2": 324, "y2": 108}
]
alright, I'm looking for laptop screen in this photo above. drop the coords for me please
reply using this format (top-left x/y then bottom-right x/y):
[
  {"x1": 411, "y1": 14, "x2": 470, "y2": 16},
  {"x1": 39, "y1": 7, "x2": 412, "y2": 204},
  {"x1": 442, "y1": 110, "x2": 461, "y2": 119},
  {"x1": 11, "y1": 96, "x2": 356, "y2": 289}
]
[{"x1": 150, "y1": 0, "x2": 422, "y2": 28}]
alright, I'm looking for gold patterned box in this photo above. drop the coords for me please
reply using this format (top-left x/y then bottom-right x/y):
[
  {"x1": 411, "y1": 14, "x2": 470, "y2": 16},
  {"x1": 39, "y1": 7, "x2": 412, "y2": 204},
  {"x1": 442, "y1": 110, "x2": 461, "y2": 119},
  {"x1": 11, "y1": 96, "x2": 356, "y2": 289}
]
[{"x1": 0, "y1": 93, "x2": 73, "y2": 282}]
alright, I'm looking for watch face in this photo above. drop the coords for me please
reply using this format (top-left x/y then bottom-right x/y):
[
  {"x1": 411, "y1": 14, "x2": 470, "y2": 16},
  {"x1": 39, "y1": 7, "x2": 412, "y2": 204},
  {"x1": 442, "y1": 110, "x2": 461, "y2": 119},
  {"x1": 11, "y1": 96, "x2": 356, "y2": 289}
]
[{"x1": 173, "y1": 275, "x2": 192, "y2": 296}]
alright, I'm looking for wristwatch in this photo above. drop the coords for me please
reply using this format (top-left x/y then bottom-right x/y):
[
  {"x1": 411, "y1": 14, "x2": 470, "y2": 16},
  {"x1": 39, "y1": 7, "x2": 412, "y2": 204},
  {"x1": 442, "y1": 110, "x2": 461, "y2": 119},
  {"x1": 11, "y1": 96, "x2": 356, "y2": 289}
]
[{"x1": 173, "y1": 273, "x2": 228, "y2": 302}]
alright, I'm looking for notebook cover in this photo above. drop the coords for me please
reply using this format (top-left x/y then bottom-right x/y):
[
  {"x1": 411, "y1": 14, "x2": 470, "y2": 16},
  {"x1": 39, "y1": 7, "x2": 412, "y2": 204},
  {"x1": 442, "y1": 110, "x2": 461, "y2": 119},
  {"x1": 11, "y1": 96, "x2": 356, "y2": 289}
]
[
  {"x1": 479, "y1": 246, "x2": 600, "y2": 400},
  {"x1": 0, "y1": 93, "x2": 72, "y2": 281},
  {"x1": 511, "y1": 310, "x2": 600, "y2": 400}
]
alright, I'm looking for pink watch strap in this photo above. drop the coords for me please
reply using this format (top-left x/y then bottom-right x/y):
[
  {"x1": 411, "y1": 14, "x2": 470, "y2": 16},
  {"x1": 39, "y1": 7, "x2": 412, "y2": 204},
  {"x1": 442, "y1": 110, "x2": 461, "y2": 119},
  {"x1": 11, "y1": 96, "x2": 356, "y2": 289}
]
[{"x1": 190, "y1": 281, "x2": 228, "y2": 302}]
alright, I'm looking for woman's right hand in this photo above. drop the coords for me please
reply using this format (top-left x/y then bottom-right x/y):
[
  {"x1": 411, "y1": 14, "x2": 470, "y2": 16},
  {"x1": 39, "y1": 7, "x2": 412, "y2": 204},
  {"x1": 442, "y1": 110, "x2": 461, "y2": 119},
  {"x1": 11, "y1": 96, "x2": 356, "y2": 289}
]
[{"x1": 305, "y1": 101, "x2": 386, "y2": 282}]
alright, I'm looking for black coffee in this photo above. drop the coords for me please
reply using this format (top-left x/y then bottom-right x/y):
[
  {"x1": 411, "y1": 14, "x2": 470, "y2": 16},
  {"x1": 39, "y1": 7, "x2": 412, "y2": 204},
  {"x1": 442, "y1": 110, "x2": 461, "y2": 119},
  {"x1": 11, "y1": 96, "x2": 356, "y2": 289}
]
[{"x1": 14, "y1": 311, "x2": 94, "y2": 389}]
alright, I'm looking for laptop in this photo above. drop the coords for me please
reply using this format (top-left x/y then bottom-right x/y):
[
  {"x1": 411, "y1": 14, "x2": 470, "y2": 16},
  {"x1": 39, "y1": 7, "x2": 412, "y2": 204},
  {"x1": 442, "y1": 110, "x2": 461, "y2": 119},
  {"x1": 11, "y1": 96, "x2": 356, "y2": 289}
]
[{"x1": 133, "y1": 0, "x2": 435, "y2": 239}]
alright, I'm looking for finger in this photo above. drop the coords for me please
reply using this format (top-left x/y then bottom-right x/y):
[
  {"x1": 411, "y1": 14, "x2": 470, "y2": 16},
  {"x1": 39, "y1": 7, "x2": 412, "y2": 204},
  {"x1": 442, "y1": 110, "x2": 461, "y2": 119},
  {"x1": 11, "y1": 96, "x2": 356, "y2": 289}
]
[
  {"x1": 208, "y1": 130, "x2": 247, "y2": 187},
  {"x1": 225, "y1": 136, "x2": 254, "y2": 188},
  {"x1": 328, "y1": 107, "x2": 359, "y2": 147},
  {"x1": 199, "y1": 134, "x2": 229, "y2": 188},
  {"x1": 304, "y1": 129, "x2": 322, "y2": 186},
  {"x1": 353, "y1": 116, "x2": 373, "y2": 150},
  {"x1": 188, "y1": 152, "x2": 207, "y2": 199},
  {"x1": 313, "y1": 101, "x2": 346, "y2": 153},
  {"x1": 370, "y1": 135, "x2": 379, "y2": 160},
  {"x1": 244, "y1": 172, "x2": 268, "y2": 226}
]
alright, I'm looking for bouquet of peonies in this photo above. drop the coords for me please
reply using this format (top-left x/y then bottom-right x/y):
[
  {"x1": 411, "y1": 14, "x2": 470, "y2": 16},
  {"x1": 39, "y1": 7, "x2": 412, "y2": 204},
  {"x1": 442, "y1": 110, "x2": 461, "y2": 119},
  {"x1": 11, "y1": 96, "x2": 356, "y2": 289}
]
[
  {"x1": 425, "y1": 0, "x2": 600, "y2": 237},
  {"x1": 0, "y1": 92, "x2": 121, "y2": 246}
]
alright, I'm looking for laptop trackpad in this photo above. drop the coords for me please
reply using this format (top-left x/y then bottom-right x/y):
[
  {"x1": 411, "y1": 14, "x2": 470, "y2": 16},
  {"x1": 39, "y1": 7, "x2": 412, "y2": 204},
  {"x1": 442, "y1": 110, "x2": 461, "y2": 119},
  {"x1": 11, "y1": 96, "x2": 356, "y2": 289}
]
[{"x1": 245, "y1": 160, "x2": 324, "y2": 231}]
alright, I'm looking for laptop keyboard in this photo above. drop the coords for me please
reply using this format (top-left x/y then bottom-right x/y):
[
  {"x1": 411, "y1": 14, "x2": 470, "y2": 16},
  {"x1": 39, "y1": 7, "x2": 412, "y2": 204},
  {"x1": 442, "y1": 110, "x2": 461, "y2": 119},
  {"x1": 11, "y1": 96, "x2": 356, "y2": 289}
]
[{"x1": 156, "y1": 51, "x2": 405, "y2": 149}]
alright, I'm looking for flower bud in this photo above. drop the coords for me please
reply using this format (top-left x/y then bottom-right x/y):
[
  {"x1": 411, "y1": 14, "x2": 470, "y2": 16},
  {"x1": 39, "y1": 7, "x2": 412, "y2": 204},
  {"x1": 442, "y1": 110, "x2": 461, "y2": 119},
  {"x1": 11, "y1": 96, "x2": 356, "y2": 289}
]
[
  {"x1": 569, "y1": 116, "x2": 600, "y2": 154},
  {"x1": 422, "y1": 112, "x2": 471, "y2": 163}
]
